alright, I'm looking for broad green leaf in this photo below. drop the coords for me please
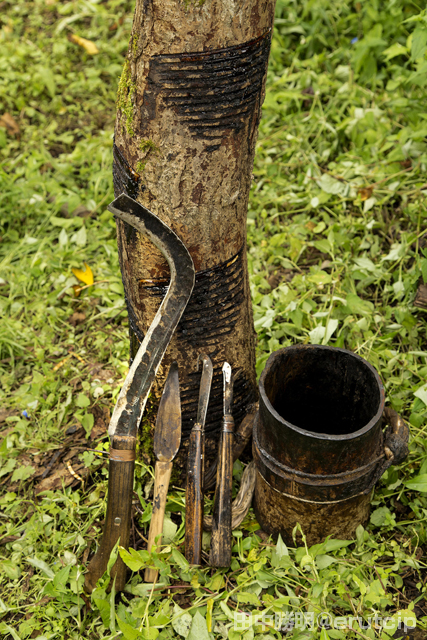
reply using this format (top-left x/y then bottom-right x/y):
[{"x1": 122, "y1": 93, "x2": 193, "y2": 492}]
[
  {"x1": 172, "y1": 548, "x2": 189, "y2": 572},
  {"x1": 187, "y1": 611, "x2": 210, "y2": 640},
  {"x1": 107, "y1": 540, "x2": 120, "y2": 577},
  {"x1": 26, "y1": 556, "x2": 54, "y2": 579},
  {"x1": 414, "y1": 385, "x2": 427, "y2": 406},
  {"x1": 370, "y1": 506, "x2": 394, "y2": 526},
  {"x1": 117, "y1": 616, "x2": 141, "y2": 640},
  {"x1": 236, "y1": 592, "x2": 261, "y2": 605},
  {"x1": 324, "y1": 539, "x2": 353, "y2": 552},
  {"x1": 405, "y1": 473, "x2": 427, "y2": 492},
  {"x1": 271, "y1": 534, "x2": 289, "y2": 567},
  {"x1": 81, "y1": 412, "x2": 94, "y2": 437},
  {"x1": 0, "y1": 559, "x2": 21, "y2": 580},
  {"x1": 76, "y1": 393, "x2": 90, "y2": 407},
  {"x1": 383, "y1": 42, "x2": 408, "y2": 60},
  {"x1": 71, "y1": 226, "x2": 87, "y2": 247},
  {"x1": 345, "y1": 293, "x2": 374, "y2": 316},
  {"x1": 93, "y1": 597, "x2": 111, "y2": 629},
  {"x1": 172, "y1": 604, "x2": 192, "y2": 638},
  {"x1": 53, "y1": 564, "x2": 71, "y2": 592},
  {"x1": 11, "y1": 465, "x2": 35, "y2": 483},
  {"x1": 352, "y1": 573, "x2": 367, "y2": 595},
  {"x1": 0, "y1": 623, "x2": 21, "y2": 640},
  {"x1": 316, "y1": 555, "x2": 336, "y2": 570},
  {"x1": 412, "y1": 25, "x2": 427, "y2": 60},
  {"x1": 162, "y1": 515, "x2": 177, "y2": 544},
  {"x1": 320, "y1": 628, "x2": 331, "y2": 640},
  {"x1": 119, "y1": 547, "x2": 146, "y2": 572},
  {"x1": 0, "y1": 458, "x2": 17, "y2": 479}
]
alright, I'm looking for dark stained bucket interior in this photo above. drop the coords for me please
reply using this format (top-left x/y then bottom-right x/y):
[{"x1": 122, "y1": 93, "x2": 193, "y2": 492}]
[{"x1": 263, "y1": 347, "x2": 382, "y2": 436}]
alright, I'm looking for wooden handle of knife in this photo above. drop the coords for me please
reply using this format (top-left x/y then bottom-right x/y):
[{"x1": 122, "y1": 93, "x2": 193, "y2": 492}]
[
  {"x1": 185, "y1": 425, "x2": 204, "y2": 565},
  {"x1": 85, "y1": 435, "x2": 136, "y2": 594},
  {"x1": 145, "y1": 460, "x2": 172, "y2": 582},
  {"x1": 210, "y1": 417, "x2": 234, "y2": 567}
]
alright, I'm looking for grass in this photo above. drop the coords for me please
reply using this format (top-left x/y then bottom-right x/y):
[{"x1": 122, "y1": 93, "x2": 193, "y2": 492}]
[{"x1": 1, "y1": 0, "x2": 427, "y2": 638}]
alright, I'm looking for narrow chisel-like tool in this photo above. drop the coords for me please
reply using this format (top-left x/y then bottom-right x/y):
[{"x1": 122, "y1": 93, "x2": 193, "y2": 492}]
[
  {"x1": 145, "y1": 362, "x2": 181, "y2": 583},
  {"x1": 185, "y1": 354, "x2": 213, "y2": 565},
  {"x1": 210, "y1": 362, "x2": 234, "y2": 567}
]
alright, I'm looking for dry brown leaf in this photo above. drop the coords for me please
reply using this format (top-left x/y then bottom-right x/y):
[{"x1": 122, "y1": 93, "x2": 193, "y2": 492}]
[
  {"x1": 69, "y1": 34, "x2": 99, "y2": 55},
  {"x1": 68, "y1": 311, "x2": 86, "y2": 327},
  {"x1": 0, "y1": 113, "x2": 20, "y2": 136},
  {"x1": 358, "y1": 186, "x2": 373, "y2": 201}
]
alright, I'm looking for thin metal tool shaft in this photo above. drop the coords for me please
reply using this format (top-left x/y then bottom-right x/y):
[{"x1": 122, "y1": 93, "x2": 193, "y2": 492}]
[
  {"x1": 210, "y1": 362, "x2": 234, "y2": 567},
  {"x1": 185, "y1": 354, "x2": 213, "y2": 564}
]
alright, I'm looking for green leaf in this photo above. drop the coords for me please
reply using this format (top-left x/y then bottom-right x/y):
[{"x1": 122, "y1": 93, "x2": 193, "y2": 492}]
[
  {"x1": 171, "y1": 548, "x2": 189, "y2": 572},
  {"x1": 0, "y1": 458, "x2": 17, "y2": 479},
  {"x1": 162, "y1": 515, "x2": 177, "y2": 543},
  {"x1": 36, "y1": 65, "x2": 56, "y2": 97},
  {"x1": 236, "y1": 592, "x2": 261, "y2": 605},
  {"x1": 412, "y1": 25, "x2": 427, "y2": 60},
  {"x1": 11, "y1": 465, "x2": 35, "y2": 483},
  {"x1": 383, "y1": 43, "x2": 408, "y2": 60},
  {"x1": 345, "y1": 293, "x2": 374, "y2": 316},
  {"x1": 172, "y1": 604, "x2": 193, "y2": 638},
  {"x1": 352, "y1": 573, "x2": 367, "y2": 595},
  {"x1": 0, "y1": 559, "x2": 21, "y2": 580},
  {"x1": 117, "y1": 616, "x2": 141, "y2": 640},
  {"x1": 93, "y1": 596, "x2": 111, "y2": 629},
  {"x1": 405, "y1": 473, "x2": 427, "y2": 492},
  {"x1": 0, "y1": 623, "x2": 21, "y2": 640},
  {"x1": 370, "y1": 506, "x2": 394, "y2": 526},
  {"x1": 81, "y1": 413, "x2": 94, "y2": 437},
  {"x1": 52, "y1": 564, "x2": 71, "y2": 592},
  {"x1": 414, "y1": 385, "x2": 427, "y2": 406},
  {"x1": 187, "y1": 611, "x2": 210, "y2": 640},
  {"x1": 76, "y1": 393, "x2": 90, "y2": 407},
  {"x1": 316, "y1": 555, "x2": 336, "y2": 570},
  {"x1": 107, "y1": 540, "x2": 120, "y2": 577},
  {"x1": 324, "y1": 539, "x2": 353, "y2": 552},
  {"x1": 72, "y1": 226, "x2": 87, "y2": 247},
  {"x1": 26, "y1": 556, "x2": 54, "y2": 579},
  {"x1": 119, "y1": 547, "x2": 147, "y2": 572}
]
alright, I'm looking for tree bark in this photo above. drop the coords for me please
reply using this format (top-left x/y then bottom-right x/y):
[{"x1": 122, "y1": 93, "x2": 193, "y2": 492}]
[{"x1": 113, "y1": 0, "x2": 276, "y2": 461}]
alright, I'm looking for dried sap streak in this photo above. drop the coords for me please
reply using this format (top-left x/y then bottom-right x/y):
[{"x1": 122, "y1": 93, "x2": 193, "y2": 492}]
[
  {"x1": 113, "y1": 142, "x2": 141, "y2": 199},
  {"x1": 145, "y1": 30, "x2": 272, "y2": 140}
]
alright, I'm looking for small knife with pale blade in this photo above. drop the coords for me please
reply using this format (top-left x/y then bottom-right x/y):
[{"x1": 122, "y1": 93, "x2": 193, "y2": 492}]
[{"x1": 145, "y1": 362, "x2": 181, "y2": 582}]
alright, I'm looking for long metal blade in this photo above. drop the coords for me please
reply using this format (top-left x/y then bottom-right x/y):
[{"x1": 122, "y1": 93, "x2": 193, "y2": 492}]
[
  {"x1": 223, "y1": 362, "x2": 233, "y2": 416},
  {"x1": 107, "y1": 194, "x2": 195, "y2": 437},
  {"x1": 196, "y1": 354, "x2": 213, "y2": 428},
  {"x1": 154, "y1": 362, "x2": 181, "y2": 463}
]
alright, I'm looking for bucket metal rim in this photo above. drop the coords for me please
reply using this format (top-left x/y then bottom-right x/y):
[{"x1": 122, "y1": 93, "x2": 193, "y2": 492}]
[
  {"x1": 253, "y1": 413, "x2": 384, "y2": 483},
  {"x1": 259, "y1": 344, "x2": 385, "y2": 442}
]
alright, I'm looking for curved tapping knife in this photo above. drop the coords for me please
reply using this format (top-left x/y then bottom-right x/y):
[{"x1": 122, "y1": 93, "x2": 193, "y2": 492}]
[
  {"x1": 85, "y1": 194, "x2": 195, "y2": 594},
  {"x1": 210, "y1": 362, "x2": 234, "y2": 567},
  {"x1": 185, "y1": 354, "x2": 213, "y2": 565},
  {"x1": 145, "y1": 361, "x2": 181, "y2": 583}
]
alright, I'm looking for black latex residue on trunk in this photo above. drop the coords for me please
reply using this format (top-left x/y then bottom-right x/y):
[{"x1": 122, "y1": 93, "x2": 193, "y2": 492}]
[{"x1": 143, "y1": 30, "x2": 272, "y2": 140}]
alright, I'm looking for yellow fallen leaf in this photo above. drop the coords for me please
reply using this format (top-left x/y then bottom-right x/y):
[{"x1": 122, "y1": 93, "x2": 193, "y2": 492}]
[
  {"x1": 70, "y1": 34, "x2": 99, "y2": 55},
  {"x1": 72, "y1": 262, "x2": 94, "y2": 286},
  {"x1": 53, "y1": 355, "x2": 70, "y2": 372}
]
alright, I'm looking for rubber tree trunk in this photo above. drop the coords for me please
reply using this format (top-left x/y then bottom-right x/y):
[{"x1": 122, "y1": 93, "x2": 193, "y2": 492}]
[{"x1": 113, "y1": 0, "x2": 276, "y2": 462}]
